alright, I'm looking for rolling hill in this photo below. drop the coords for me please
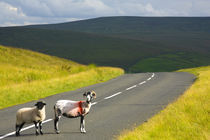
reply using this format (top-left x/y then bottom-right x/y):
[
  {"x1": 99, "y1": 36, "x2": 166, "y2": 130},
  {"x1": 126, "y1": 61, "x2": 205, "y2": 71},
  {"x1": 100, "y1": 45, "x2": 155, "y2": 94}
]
[
  {"x1": 0, "y1": 16, "x2": 210, "y2": 72},
  {"x1": 0, "y1": 45, "x2": 124, "y2": 109}
]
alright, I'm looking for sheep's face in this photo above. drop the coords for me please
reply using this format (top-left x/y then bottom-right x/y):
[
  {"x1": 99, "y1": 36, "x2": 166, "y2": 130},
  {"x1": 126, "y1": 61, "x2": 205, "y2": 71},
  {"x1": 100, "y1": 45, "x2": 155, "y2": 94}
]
[
  {"x1": 35, "y1": 101, "x2": 46, "y2": 110},
  {"x1": 83, "y1": 91, "x2": 96, "y2": 103}
]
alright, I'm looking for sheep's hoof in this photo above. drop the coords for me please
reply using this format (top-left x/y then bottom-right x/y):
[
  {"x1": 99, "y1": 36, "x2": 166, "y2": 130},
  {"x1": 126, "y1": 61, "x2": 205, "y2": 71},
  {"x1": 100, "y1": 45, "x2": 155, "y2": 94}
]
[
  {"x1": 55, "y1": 130, "x2": 60, "y2": 134},
  {"x1": 81, "y1": 130, "x2": 86, "y2": 134},
  {"x1": 36, "y1": 132, "x2": 39, "y2": 136},
  {"x1": 40, "y1": 131, "x2": 43, "y2": 135},
  {"x1": 16, "y1": 132, "x2": 20, "y2": 136}
]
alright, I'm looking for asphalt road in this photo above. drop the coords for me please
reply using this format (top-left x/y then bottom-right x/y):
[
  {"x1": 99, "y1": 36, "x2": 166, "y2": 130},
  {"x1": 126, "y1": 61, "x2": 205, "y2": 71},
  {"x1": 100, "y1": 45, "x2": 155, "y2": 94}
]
[{"x1": 0, "y1": 72, "x2": 195, "y2": 140}]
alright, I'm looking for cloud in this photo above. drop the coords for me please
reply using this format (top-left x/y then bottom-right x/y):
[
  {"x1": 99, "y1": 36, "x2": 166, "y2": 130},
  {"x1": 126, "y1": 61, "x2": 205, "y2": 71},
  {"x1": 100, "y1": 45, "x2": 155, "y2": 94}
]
[
  {"x1": 0, "y1": 0, "x2": 80, "y2": 26},
  {"x1": 113, "y1": 2, "x2": 165, "y2": 16},
  {"x1": 0, "y1": 0, "x2": 210, "y2": 27},
  {"x1": 0, "y1": 1, "x2": 26, "y2": 26}
]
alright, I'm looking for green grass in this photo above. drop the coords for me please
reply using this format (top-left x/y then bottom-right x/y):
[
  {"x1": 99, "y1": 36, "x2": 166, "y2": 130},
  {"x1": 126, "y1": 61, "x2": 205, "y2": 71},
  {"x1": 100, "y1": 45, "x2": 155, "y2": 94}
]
[
  {"x1": 129, "y1": 53, "x2": 210, "y2": 72},
  {"x1": 0, "y1": 45, "x2": 124, "y2": 109},
  {"x1": 118, "y1": 66, "x2": 210, "y2": 140}
]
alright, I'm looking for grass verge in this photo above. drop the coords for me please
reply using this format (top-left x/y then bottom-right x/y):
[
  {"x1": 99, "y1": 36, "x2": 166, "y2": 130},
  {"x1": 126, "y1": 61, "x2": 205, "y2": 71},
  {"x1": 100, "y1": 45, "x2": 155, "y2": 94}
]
[
  {"x1": 0, "y1": 45, "x2": 124, "y2": 109},
  {"x1": 118, "y1": 66, "x2": 210, "y2": 140}
]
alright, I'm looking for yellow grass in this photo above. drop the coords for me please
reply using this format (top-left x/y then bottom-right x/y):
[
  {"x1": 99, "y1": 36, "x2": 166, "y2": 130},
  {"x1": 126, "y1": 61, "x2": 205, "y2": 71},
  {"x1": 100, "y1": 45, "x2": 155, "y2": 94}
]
[
  {"x1": 0, "y1": 45, "x2": 124, "y2": 109},
  {"x1": 118, "y1": 66, "x2": 210, "y2": 140}
]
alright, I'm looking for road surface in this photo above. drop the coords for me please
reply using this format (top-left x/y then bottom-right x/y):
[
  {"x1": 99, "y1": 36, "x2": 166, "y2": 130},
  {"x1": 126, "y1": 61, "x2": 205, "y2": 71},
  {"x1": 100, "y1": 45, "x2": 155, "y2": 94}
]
[{"x1": 0, "y1": 72, "x2": 195, "y2": 140}]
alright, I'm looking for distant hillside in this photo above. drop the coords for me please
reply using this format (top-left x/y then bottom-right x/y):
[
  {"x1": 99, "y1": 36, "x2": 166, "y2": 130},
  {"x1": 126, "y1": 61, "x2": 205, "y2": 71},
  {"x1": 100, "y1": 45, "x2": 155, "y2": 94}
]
[
  {"x1": 0, "y1": 27, "x2": 166, "y2": 70},
  {"x1": 0, "y1": 16, "x2": 210, "y2": 72},
  {"x1": 28, "y1": 16, "x2": 210, "y2": 33},
  {"x1": 28, "y1": 16, "x2": 210, "y2": 54}
]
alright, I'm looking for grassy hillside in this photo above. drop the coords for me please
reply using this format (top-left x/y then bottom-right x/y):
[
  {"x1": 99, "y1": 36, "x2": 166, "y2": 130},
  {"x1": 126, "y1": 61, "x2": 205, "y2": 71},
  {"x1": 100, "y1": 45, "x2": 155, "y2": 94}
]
[
  {"x1": 28, "y1": 16, "x2": 210, "y2": 54},
  {"x1": 0, "y1": 27, "x2": 168, "y2": 71},
  {"x1": 118, "y1": 66, "x2": 210, "y2": 140},
  {"x1": 28, "y1": 16, "x2": 210, "y2": 33},
  {"x1": 129, "y1": 52, "x2": 210, "y2": 72},
  {"x1": 1, "y1": 16, "x2": 210, "y2": 72},
  {"x1": 0, "y1": 45, "x2": 124, "y2": 109}
]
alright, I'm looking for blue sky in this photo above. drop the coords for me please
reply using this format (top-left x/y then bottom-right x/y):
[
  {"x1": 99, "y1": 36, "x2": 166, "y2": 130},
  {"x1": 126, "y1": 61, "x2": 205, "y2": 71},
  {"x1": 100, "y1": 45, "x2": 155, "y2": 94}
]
[{"x1": 0, "y1": 0, "x2": 210, "y2": 26}]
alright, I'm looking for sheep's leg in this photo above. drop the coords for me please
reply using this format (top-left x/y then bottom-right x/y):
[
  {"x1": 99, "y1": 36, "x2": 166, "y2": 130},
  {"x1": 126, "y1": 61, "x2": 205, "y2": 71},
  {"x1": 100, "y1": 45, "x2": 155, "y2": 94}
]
[
  {"x1": 15, "y1": 125, "x2": 20, "y2": 136},
  {"x1": 39, "y1": 121, "x2": 43, "y2": 135},
  {"x1": 34, "y1": 122, "x2": 39, "y2": 136},
  {"x1": 54, "y1": 107, "x2": 62, "y2": 134},
  {"x1": 80, "y1": 116, "x2": 86, "y2": 133},
  {"x1": 54, "y1": 116, "x2": 61, "y2": 134},
  {"x1": 15, "y1": 123, "x2": 24, "y2": 136}
]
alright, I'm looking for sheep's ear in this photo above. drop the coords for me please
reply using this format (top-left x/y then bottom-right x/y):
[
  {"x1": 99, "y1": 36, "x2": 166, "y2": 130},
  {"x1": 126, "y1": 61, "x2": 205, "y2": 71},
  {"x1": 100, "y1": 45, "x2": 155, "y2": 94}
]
[
  {"x1": 83, "y1": 92, "x2": 87, "y2": 97},
  {"x1": 92, "y1": 91, "x2": 96, "y2": 98},
  {"x1": 34, "y1": 103, "x2": 38, "y2": 106}
]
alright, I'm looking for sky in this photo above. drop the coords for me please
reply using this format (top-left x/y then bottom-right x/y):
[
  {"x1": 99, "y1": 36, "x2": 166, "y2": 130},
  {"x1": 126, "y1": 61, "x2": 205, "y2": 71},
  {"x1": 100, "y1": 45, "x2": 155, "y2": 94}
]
[{"x1": 0, "y1": 0, "x2": 210, "y2": 27}]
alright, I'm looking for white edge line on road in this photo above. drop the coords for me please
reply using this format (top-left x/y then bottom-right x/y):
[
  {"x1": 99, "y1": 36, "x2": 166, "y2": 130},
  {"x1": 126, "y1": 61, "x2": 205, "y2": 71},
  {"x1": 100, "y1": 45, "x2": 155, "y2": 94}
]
[
  {"x1": 104, "y1": 92, "x2": 122, "y2": 100},
  {"x1": 0, "y1": 119, "x2": 53, "y2": 140},
  {"x1": 126, "y1": 85, "x2": 137, "y2": 90}
]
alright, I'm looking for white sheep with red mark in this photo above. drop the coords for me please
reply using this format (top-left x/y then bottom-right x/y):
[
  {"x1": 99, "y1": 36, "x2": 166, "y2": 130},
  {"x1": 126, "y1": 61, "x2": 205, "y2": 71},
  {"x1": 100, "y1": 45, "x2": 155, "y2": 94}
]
[
  {"x1": 54, "y1": 91, "x2": 96, "y2": 134},
  {"x1": 15, "y1": 101, "x2": 46, "y2": 136}
]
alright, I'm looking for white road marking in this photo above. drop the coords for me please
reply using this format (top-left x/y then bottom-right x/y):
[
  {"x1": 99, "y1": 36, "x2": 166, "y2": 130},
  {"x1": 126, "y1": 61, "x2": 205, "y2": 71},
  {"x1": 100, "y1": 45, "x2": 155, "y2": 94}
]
[
  {"x1": 0, "y1": 73, "x2": 156, "y2": 139},
  {"x1": 92, "y1": 102, "x2": 97, "y2": 106},
  {"x1": 0, "y1": 119, "x2": 53, "y2": 140},
  {"x1": 104, "y1": 92, "x2": 122, "y2": 99},
  {"x1": 0, "y1": 132, "x2": 15, "y2": 140},
  {"x1": 126, "y1": 85, "x2": 137, "y2": 90},
  {"x1": 139, "y1": 81, "x2": 146, "y2": 85},
  {"x1": 151, "y1": 73, "x2": 155, "y2": 78}
]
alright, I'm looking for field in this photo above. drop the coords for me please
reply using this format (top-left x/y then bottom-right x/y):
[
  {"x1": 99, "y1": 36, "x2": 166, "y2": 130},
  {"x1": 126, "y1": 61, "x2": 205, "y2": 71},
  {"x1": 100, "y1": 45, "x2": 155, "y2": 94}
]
[
  {"x1": 0, "y1": 45, "x2": 124, "y2": 109},
  {"x1": 0, "y1": 17, "x2": 210, "y2": 72},
  {"x1": 118, "y1": 66, "x2": 210, "y2": 140}
]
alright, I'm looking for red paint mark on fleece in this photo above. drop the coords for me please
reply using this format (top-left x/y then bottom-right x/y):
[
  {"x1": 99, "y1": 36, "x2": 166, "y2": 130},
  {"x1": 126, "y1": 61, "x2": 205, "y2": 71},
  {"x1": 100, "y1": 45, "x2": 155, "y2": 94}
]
[{"x1": 78, "y1": 101, "x2": 83, "y2": 115}]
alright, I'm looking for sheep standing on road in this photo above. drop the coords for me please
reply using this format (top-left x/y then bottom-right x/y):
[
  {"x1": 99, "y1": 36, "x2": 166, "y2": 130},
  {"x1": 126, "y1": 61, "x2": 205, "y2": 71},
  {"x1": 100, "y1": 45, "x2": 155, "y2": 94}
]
[
  {"x1": 54, "y1": 91, "x2": 96, "y2": 134},
  {"x1": 15, "y1": 101, "x2": 46, "y2": 136}
]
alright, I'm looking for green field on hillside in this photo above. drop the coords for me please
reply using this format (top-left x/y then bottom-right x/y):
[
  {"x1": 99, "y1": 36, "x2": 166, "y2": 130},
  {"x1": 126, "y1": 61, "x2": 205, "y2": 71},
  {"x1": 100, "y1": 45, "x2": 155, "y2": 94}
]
[
  {"x1": 129, "y1": 52, "x2": 210, "y2": 72},
  {"x1": 118, "y1": 66, "x2": 210, "y2": 140},
  {"x1": 0, "y1": 45, "x2": 124, "y2": 109},
  {"x1": 0, "y1": 17, "x2": 210, "y2": 72}
]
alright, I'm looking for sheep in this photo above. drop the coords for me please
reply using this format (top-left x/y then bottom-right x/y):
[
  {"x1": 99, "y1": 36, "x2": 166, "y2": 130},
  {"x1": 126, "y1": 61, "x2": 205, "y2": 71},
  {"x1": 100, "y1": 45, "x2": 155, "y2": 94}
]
[
  {"x1": 15, "y1": 101, "x2": 46, "y2": 136},
  {"x1": 54, "y1": 91, "x2": 96, "y2": 134}
]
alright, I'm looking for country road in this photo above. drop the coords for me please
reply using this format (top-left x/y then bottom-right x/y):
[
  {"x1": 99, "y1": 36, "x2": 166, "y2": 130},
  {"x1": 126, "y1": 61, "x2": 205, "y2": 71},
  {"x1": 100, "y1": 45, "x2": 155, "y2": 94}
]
[{"x1": 0, "y1": 72, "x2": 195, "y2": 140}]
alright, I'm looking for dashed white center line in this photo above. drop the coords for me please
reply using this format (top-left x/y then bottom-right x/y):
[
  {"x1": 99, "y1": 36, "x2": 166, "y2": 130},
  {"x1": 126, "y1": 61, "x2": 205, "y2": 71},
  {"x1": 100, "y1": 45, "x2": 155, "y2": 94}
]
[
  {"x1": 92, "y1": 102, "x2": 98, "y2": 106},
  {"x1": 147, "y1": 77, "x2": 152, "y2": 81},
  {"x1": 0, "y1": 132, "x2": 15, "y2": 140},
  {"x1": 126, "y1": 85, "x2": 137, "y2": 90},
  {"x1": 139, "y1": 81, "x2": 146, "y2": 85},
  {"x1": 104, "y1": 92, "x2": 122, "y2": 99}
]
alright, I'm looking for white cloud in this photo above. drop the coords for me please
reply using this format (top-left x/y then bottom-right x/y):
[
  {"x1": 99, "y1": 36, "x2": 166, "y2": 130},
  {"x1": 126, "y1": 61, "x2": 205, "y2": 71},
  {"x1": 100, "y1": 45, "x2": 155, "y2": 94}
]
[
  {"x1": 0, "y1": 1, "x2": 26, "y2": 26},
  {"x1": 0, "y1": 0, "x2": 210, "y2": 27}
]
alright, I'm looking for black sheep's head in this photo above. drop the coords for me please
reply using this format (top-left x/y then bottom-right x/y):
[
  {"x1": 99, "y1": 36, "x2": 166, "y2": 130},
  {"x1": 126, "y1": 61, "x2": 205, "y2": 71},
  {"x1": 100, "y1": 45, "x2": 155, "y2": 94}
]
[{"x1": 35, "y1": 101, "x2": 46, "y2": 110}]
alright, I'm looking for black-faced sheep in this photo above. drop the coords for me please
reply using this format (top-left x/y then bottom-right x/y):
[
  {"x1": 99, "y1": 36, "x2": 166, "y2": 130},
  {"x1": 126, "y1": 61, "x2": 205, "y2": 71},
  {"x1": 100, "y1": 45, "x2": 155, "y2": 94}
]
[
  {"x1": 54, "y1": 91, "x2": 96, "y2": 134},
  {"x1": 15, "y1": 101, "x2": 46, "y2": 136}
]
